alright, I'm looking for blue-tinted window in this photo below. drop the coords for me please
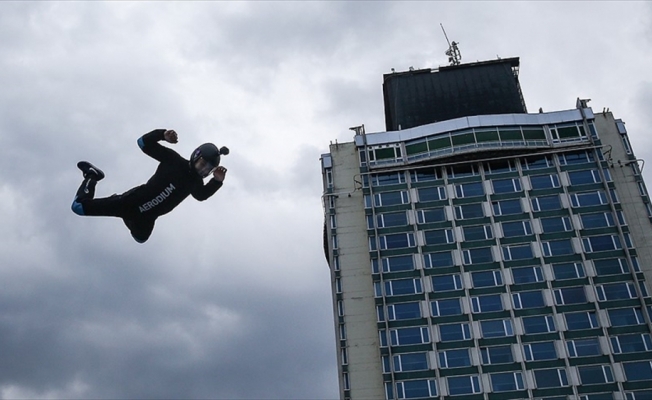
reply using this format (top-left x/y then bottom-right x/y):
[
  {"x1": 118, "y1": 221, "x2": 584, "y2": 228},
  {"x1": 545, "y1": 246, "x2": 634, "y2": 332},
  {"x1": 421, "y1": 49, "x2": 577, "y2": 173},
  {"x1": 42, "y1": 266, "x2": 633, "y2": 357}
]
[
  {"x1": 376, "y1": 212, "x2": 408, "y2": 228},
  {"x1": 611, "y1": 334, "x2": 652, "y2": 354},
  {"x1": 417, "y1": 207, "x2": 446, "y2": 224},
  {"x1": 531, "y1": 195, "x2": 561, "y2": 211},
  {"x1": 543, "y1": 239, "x2": 574, "y2": 256},
  {"x1": 447, "y1": 375, "x2": 481, "y2": 395},
  {"x1": 553, "y1": 262, "x2": 585, "y2": 280},
  {"x1": 485, "y1": 159, "x2": 516, "y2": 174},
  {"x1": 418, "y1": 187, "x2": 446, "y2": 202},
  {"x1": 581, "y1": 212, "x2": 615, "y2": 229},
  {"x1": 503, "y1": 244, "x2": 534, "y2": 261},
  {"x1": 456, "y1": 182, "x2": 485, "y2": 198},
  {"x1": 564, "y1": 311, "x2": 598, "y2": 331},
  {"x1": 463, "y1": 247, "x2": 493, "y2": 264},
  {"x1": 463, "y1": 225, "x2": 493, "y2": 241},
  {"x1": 492, "y1": 178, "x2": 522, "y2": 194},
  {"x1": 431, "y1": 298, "x2": 462, "y2": 316},
  {"x1": 375, "y1": 191, "x2": 409, "y2": 206},
  {"x1": 568, "y1": 170, "x2": 601, "y2": 185},
  {"x1": 567, "y1": 338, "x2": 601, "y2": 358},
  {"x1": 583, "y1": 235, "x2": 622, "y2": 252},
  {"x1": 391, "y1": 327, "x2": 430, "y2": 346},
  {"x1": 511, "y1": 266, "x2": 544, "y2": 284},
  {"x1": 432, "y1": 274, "x2": 462, "y2": 292},
  {"x1": 493, "y1": 199, "x2": 522, "y2": 215},
  {"x1": 530, "y1": 174, "x2": 560, "y2": 189},
  {"x1": 481, "y1": 345, "x2": 513, "y2": 365},
  {"x1": 608, "y1": 308, "x2": 645, "y2": 327},
  {"x1": 593, "y1": 258, "x2": 629, "y2": 275},
  {"x1": 523, "y1": 155, "x2": 553, "y2": 169},
  {"x1": 378, "y1": 233, "x2": 416, "y2": 250},
  {"x1": 374, "y1": 255, "x2": 414, "y2": 273},
  {"x1": 598, "y1": 282, "x2": 636, "y2": 301},
  {"x1": 448, "y1": 164, "x2": 478, "y2": 178},
  {"x1": 490, "y1": 372, "x2": 524, "y2": 392},
  {"x1": 502, "y1": 220, "x2": 532, "y2": 237},
  {"x1": 439, "y1": 348, "x2": 471, "y2": 368},
  {"x1": 481, "y1": 319, "x2": 513, "y2": 338},
  {"x1": 440, "y1": 323, "x2": 471, "y2": 342},
  {"x1": 370, "y1": 172, "x2": 406, "y2": 186},
  {"x1": 471, "y1": 270, "x2": 503, "y2": 288},
  {"x1": 472, "y1": 294, "x2": 503, "y2": 313},
  {"x1": 410, "y1": 167, "x2": 440, "y2": 182},
  {"x1": 393, "y1": 352, "x2": 428, "y2": 372},
  {"x1": 578, "y1": 365, "x2": 614, "y2": 385},
  {"x1": 455, "y1": 203, "x2": 484, "y2": 219},
  {"x1": 522, "y1": 315, "x2": 555, "y2": 334},
  {"x1": 571, "y1": 191, "x2": 608, "y2": 207},
  {"x1": 385, "y1": 279, "x2": 422, "y2": 296},
  {"x1": 396, "y1": 379, "x2": 437, "y2": 399},
  {"x1": 624, "y1": 361, "x2": 652, "y2": 382},
  {"x1": 423, "y1": 251, "x2": 454, "y2": 268},
  {"x1": 541, "y1": 216, "x2": 572, "y2": 233},
  {"x1": 512, "y1": 290, "x2": 545, "y2": 309},
  {"x1": 554, "y1": 287, "x2": 586, "y2": 305},
  {"x1": 424, "y1": 229, "x2": 454, "y2": 245},
  {"x1": 534, "y1": 368, "x2": 568, "y2": 388},
  {"x1": 559, "y1": 150, "x2": 594, "y2": 165},
  {"x1": 387, "y1": 302, "x2": 421, "y2": 320},
  {"x1": 524, "y1": 341, "x2": 557, "y2": 361}
]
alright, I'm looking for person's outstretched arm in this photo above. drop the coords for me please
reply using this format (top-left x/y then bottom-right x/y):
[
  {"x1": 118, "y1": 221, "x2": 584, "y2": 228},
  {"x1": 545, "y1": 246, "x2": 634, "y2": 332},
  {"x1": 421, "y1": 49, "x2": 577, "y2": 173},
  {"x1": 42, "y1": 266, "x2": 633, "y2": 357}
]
[
  {"x1": 192, "y1": 166, "x2": 227, "y2": 201},
  {"x1": 137, "y1": 129, "x2": 180, "y2": 163}
]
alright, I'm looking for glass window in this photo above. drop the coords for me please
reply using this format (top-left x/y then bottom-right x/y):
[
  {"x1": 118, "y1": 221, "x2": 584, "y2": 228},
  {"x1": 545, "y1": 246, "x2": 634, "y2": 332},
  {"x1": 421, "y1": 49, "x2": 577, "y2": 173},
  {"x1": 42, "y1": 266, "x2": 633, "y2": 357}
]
[
  {"x1": 542, "y1": 239, "x2": 574, "y2": 256},
  {"x1": 431, "y1": 298, "x2": 462, "y2": 317},
  {"x1": 432, "y1": 274, "x2": 462, "y2": 292},
  {"x1": 531, "y1": 195, "x2": 561, "y2": 211},
  {"x1": 481, "y1": 345, "x2": 513, "y2": 365},
  {"x1": 456, "y1": 182, "x2": 485, "y2": 198},
  {"x1": 447, "y1": 375, "x2": 481, "y2": 396},
  {"x1": 533, "y1": 368, "x2": 568, "y2": 388},
  {"x1": 455, "y1": 203, "x2": 485, "y2": 219},
  {"x1": 578, "y1": 365, "x2": 614, "y2": 385},
  {"x1": 373, "y1": 255, "x2": 415, "y2": 273},
  {"x1": 624, "y1": 361, "x2": 652, "y2": 382},
  {"x1": 522, "y1": 315, "x2": 556, "y2": 334},
  {"x1": 511, "y1": 266, "x2": 544, "y2": 284},
  {"x1": 463, "y1": 225, "x2": 493, "y2": 241},
  {"x1": 523, "y1": 155, "x2": 553, "y2": 170},
  {"x1": 492, "y1": 178, "x2": 522, "y2": 194},
  {"x1": 493, "y1": 199, "x2": 522, "y2": 215},
  {"x1": 554, "y1": 286, "x2": 586, "y2": 305},
  {"x1": 463, "y1": 247, "x2": 494, "y2": 265},
  {"x1": 374, "y1": 191, "x2": 410, "y2": 206},
  {"x1": 378, "y1": 233, "x2": 416, "y2": 250},
  {"x1": 524, "y1": 341, "x2": 557, "y2": 361},
  {"x1": 564, "y1": 311, "x2": 599, "y2": 331},
  {"x1": 423, "y1": 251, "x2": 454, "y2": 269},
  {"x1": 571, "y1": 191, "x2": 608, "y2": 208},
  {"x1": 580, "y1": 212, "x2": 615, "y2": 229},
  {"x1": 512, "y1": 290, "x2": 545, "y2": 309},
  {"x1": 481, "y1": 319, "x2": 514, "y2": 338},
  {"x1": 541, "y1": 216, "x2": 573, "y2": 233},
  {"x1": 424, "y1": 229, "x2": 455, "y2": 245},
  {"x1": 503, "y1": 244, "x2": 534, "y2": 261},
  {"x1": 625, "y1": 390, "x2": 652, "y2": 400},
  {"x1": 448, "y1": 164, "x2": 478, "y2": 178},
  {"x1": 396, "y1": 379, "x2": 437, "y2": 399},
  {"x1": 502, "y1": 220, "x2": 532, "y2": 237},
  {"x1": 490, "y1": 372, "x2": 524, "y2": 392},
  {"x1": 567, "y1": 338, "x2": 602, "y2": 357},
  {"x1": 597, "y1": 282, "x2": 637, "y2": 301},
  {"x1": 552, "y1": 262, "x2": 585, "y2": 280},
  {"x1": 593, "y1": 258, "x2": 629, "y2": 275},
  {"x1": 391, "y1": 327, "x2": 430, "y2": 346},
  {"x1": 376, "y1": 212, "x2": 408, "y2": 228},
  {"x1": 559, "y1": 150, "x2": 595, "y2": 165},
  {"x1": 385, "y1": 279, "x2": 423, "y2": 296},
  {"x1": 583, "y1": 235, "x2": 622, "y2": 252},
  {"x1": 608, "y1": 307, "x2": 645, "y2": 327},
  {"x1": 410, "y1": 167, "x2": 441, "y2": 182},
  {"x1": 438, "y1": 348, "x2": 471, "y2": 368},
  {"x1": 568, "y1": 170, "x2": 602, "y2": 186},
  {"x1": 530, "y1": 174, "x2": 561, "y2": 190},
  {"x1": 417, "y1": 207, "x2": 446, "y2": 224},
  {"x1": 418, "y1": 186, "x2": 447, "y2": 202},
  {"x1": 485, "y1": 159, "x2": 516, "y2": 174},
  {"x1": 471, "y1": 270, "x2": 503, "y2": 288},
  {"x1": 393, "y1": 352, "x2": 429, "y2": 372},
  {"x1": 611, "y1": 333, "x2": 652, "y2": 354},
  {"x1": 369, "y1": 172, "x2": 406, "y2": 186},
  {"x1": 440, "y1": 323, "x2": 471, "y2": 342},
  {"x1": 471, "y1": 294, "x2": 503, "y2": 313},
  {"x1": 387, "y1": 302, "x2": 421, "y2": 321}
]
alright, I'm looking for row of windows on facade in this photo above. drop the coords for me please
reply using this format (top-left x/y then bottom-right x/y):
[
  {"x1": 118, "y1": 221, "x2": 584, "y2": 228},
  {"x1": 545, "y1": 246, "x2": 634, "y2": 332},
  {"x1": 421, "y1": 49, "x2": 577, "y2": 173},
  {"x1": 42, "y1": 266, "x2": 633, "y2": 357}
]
[{"x1": 368, "y1": 360, "x2": 652, "y2": 399}]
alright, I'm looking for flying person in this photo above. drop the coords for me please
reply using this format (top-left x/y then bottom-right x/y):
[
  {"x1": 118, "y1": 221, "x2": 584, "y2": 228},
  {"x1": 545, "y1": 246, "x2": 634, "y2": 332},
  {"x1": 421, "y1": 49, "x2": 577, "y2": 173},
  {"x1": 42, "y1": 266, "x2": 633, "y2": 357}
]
[{"x1": 71, "y1": 129, "x2": 228, "y2": 243}]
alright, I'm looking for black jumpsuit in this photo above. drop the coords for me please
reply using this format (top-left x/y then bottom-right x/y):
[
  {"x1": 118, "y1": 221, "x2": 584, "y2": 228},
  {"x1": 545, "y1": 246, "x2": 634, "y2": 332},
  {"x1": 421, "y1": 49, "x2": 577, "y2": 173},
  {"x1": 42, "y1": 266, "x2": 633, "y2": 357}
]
[{"x1": 71, "y1": 129, "x2": 223, "y2": 243}]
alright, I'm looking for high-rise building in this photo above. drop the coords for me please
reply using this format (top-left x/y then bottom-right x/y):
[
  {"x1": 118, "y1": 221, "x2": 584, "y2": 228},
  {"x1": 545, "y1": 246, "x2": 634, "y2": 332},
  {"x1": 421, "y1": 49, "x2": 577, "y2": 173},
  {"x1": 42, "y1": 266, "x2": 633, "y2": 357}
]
[{"x1": 321, "y1": 59, "x2": 652, "y2": 400}]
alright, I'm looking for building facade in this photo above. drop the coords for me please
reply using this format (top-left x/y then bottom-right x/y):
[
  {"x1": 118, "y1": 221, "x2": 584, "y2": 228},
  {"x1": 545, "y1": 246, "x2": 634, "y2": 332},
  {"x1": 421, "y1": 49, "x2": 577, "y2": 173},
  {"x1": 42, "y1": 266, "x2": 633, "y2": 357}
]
[{"x1": 321, "y1": 73, "x2": 652, "y2": 399}]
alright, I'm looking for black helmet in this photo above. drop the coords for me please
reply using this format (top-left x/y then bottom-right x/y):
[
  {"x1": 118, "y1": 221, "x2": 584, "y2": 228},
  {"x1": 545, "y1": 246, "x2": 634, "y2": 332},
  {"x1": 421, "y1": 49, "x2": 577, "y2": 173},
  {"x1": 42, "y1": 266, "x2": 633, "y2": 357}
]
[{"x1": 191, "y1": 143, "x2": 229, "y2": 178}]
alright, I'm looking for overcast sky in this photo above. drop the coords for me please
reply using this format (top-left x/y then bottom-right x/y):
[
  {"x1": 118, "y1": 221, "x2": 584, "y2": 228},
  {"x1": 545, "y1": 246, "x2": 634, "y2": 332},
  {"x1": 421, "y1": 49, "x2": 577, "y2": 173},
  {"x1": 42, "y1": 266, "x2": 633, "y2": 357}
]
[{"x1": 1, "y1": 2, "x2": 651, "y2": 399}]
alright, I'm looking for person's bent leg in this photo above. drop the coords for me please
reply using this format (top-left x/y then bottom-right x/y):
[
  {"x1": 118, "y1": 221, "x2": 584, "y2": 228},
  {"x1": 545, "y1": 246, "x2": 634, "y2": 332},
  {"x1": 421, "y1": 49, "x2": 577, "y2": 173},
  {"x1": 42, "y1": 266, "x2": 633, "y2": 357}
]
[{"x1": 124, "y1": 219, "x2": 156, "y2": 243}]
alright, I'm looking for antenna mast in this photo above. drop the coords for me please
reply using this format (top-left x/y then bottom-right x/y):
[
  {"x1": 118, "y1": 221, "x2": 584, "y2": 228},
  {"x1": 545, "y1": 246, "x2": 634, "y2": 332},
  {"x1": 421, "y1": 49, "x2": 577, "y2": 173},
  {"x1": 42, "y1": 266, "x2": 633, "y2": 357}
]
[{"x1": 441, "y1": 23, "x2": 461, "y2": 66}]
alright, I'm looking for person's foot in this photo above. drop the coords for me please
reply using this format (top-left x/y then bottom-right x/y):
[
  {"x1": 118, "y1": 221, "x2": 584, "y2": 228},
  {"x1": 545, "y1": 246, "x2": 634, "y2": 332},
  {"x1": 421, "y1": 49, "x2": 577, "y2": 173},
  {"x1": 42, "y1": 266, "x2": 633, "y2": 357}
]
[{"x1": 77, "y1": 161, "x2": 105, "y2": 181}]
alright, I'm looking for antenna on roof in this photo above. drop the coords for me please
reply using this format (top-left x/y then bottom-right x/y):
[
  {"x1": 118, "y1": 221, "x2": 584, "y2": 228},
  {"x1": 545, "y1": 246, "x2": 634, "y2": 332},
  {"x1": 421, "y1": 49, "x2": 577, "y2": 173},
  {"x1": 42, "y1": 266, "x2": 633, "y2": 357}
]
[{"x1": 441, "y1": 23, "x2": 461, "y2": 66}]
